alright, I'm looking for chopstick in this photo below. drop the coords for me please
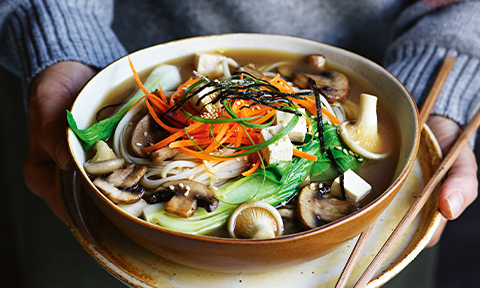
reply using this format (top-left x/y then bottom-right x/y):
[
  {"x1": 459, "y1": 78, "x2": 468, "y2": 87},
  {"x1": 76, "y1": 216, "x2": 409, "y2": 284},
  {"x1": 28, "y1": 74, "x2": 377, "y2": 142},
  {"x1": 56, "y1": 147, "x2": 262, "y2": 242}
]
[
  {"x1": 354, "y1": 101, "x2": 480, "y2": 287},
  {"x1": 352, "y1": 55, "x2": 472, "y2": 287},
  {"x1": 334, "y1": 55, "x2": 456, "y2": 288},
  {"x1": 418, "y1": 56, "x2": 456, "y2": 126}
]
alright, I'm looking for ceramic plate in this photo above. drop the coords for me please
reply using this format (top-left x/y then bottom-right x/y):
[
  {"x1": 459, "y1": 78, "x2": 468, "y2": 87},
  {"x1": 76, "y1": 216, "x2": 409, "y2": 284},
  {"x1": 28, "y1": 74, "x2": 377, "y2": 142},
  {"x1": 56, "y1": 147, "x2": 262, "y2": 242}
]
[{"x1": 58, "y1": 124, "x2": 442, "y2": 288}]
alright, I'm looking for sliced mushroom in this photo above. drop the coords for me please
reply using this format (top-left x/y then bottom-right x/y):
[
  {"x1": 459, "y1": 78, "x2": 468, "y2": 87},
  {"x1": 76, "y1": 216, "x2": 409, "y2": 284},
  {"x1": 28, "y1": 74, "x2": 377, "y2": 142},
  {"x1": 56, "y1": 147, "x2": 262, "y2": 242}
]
[
  {"x1": 297, "y1": 182, "x2": 358, "y2": 229},
  {"x1": 234, "y1": 63, "x2": 264, "y2": 79},
  {"x1": 93, "y1": 163, "x2": 147, "y2": 204},
  {"x1": 305, "y1": 54, "x2": 326, "y2": 73},
  {"x1": 228, "y1": 201, "x2": 284, "y2": 239},
  {"x1": 93, "y1": 178, "x2": 144, "y2": 204},
  {"x1": 148, "y1": 180, "x2": 219, "y2": 218},
  {"x1": 84, "y1": 140, "x2": 124, "y2": 175},
  {"x1": 291, "y1": 70, "x2": 349, "y2": 103},
  {"x1": 130, "y1": 114, "x2": 170, "y2": 157},
  {"x1": 149, "y1": 146, "x2": 179, "y2": 165}
]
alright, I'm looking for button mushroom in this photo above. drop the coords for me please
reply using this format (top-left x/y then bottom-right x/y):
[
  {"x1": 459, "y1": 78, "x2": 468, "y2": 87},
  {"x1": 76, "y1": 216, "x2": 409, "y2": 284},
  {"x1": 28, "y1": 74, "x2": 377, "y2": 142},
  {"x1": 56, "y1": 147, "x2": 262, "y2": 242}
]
[
  {"x1": 84, "y1": 140, "x2": 124, "y2": 175},
  {"x1": 149, "y1": 146, "x2": 179, "y2": 165},
  {"x1": 339, "y1": 93, "x2": 390, "y2": 160},
  {"x1": 147, "y1": 180, "x2": 219, "y2": 218},
  {"x1": 297, "y1": 182, "x2": 359, "y2": 229},
  {"x1": 291, "y1": 70, "x2": 349, "y2": 103},
  {"x1": 228, "y1": 201, "x2": 284, "y2": 239},
  {"x1": 93, "y1": 163, "x2": 147, "y2": 204},
  {"x1": 305, "y1": 54, "x2": 326, "y2": 73},
  {"x1": 130, "y1": 114, "x2": 170, "y2": 157}
]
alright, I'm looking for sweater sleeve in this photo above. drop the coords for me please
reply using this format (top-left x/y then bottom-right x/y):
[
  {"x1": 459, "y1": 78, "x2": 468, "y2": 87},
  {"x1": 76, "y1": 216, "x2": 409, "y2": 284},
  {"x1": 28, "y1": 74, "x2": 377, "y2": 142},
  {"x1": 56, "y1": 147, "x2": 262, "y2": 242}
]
[
  {"x1": 0, "y1": 0, "x2": 127, "y2": 90},
  {"x1": 384, "y1": 0, "x2": 480, "y2": 129}
]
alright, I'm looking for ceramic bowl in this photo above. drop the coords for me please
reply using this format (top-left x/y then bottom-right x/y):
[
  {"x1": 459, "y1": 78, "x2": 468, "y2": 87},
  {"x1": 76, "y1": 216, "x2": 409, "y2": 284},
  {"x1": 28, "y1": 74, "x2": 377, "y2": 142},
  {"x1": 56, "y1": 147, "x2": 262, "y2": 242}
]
[{"x1": 67, "y1": 34, "x2": 420, "y2": 273}]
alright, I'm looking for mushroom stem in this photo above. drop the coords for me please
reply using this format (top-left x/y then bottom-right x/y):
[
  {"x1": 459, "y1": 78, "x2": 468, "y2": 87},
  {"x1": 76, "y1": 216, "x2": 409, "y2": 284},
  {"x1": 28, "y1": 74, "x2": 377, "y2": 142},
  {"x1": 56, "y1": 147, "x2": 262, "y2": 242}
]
[
  {"x1": 339, "y1": 94, "x2": 389, "y2": 160},
  {"x1": 252, "y1": 222, "x2": 276, "y2": 239}
]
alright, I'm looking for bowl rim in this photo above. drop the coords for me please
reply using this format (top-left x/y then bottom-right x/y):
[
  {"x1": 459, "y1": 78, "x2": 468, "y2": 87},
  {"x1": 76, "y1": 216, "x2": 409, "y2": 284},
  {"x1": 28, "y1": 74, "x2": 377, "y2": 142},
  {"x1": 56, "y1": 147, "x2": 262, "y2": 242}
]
[{"x1": 67, "y1": 33, "x2": 420, "y2": 244}]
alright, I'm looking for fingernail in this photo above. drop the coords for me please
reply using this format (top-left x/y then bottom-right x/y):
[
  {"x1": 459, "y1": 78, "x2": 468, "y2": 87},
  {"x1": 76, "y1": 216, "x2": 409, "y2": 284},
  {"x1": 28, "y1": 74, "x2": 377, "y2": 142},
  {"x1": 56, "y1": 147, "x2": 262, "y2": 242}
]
[{"x1": 446, "y1": 192, "x2": 464, "y2": 218}]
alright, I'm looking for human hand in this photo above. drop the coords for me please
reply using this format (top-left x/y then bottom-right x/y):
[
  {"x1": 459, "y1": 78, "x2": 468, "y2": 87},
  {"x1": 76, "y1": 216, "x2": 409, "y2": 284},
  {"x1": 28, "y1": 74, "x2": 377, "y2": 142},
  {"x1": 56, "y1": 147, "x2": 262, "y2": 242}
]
[
  {"x1": 24, "y1": 61, "x2": 96, "y2": 222},
  {"x1": 425, "y1": 115, "x2": 478, "y2": 247}
]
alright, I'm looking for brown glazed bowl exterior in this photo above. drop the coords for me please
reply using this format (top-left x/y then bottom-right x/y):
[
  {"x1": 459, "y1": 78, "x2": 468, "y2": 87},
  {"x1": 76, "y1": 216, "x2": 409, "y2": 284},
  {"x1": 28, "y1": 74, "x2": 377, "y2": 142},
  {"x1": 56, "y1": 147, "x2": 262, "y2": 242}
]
[{"x1": 67, "y1": 34, "x2": 420, "y2": 273}]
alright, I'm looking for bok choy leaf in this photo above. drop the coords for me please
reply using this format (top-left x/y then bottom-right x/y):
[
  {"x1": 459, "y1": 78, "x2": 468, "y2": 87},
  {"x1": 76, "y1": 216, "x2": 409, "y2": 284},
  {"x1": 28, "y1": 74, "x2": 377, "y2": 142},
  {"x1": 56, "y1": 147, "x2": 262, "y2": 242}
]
[{"x1": 67, "y1": 64, "x2": 182, "y2": 149}]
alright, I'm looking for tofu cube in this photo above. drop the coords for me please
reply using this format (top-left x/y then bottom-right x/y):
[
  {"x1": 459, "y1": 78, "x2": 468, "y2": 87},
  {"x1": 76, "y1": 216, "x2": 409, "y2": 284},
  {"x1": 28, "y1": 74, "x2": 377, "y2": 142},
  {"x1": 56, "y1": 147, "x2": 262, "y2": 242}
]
[
  {"x1": 259, "y1": 124, "x2": 293, "y2": 165},
  {"x1": 189, "y1": 86, "x2": 222, "y2": 114},
  {"x1": 195, "y1": 53, "x2": 226, "y2": 79},
  {"x1": 330, "y1": 169, "x2": 371, "y2": 202},
  {"x1": 276, "y1": 108, "x2": 307, "y2": 142}
]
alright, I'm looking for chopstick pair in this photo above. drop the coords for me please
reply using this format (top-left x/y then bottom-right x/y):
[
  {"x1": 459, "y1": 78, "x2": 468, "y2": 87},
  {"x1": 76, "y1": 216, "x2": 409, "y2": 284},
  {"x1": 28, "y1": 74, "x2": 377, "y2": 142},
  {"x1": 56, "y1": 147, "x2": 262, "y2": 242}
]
[{"x1": 335, "y1": 55, "x2": 460, "y2": 288}]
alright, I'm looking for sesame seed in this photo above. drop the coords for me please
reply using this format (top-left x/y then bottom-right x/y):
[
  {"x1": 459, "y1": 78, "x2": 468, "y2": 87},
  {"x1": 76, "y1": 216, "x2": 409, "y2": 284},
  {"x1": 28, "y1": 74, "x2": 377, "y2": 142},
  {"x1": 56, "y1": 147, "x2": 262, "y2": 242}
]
[
  {"x1": 186, "y1": 185, "x2": 190, "y2": 191},
  {"x1": 184, "y1": 191, "x2": 189, "y2": 196},
  {"x1": 136, "y1": 143, "x2": 142, "y2": 147},
  {"x1": 358, "y1": 158, "x2": 364, "y2": 162},
  {"x1": 188, "y1": 175, "x2": 194, "y2": 180},
  {"x1": 343, "y1": 148, "x2": 348, "y2": 155},
  {"x1": 349, "y1": 150, "x2": 355, "y2": 155},
  {"x1": 179, "y1": 183, "x2": 184, "y2": 188},
  {"x1": 169, "y1": 185, "x2": 175, "y2": 190},
  {"x1": 143, "y1": 131, "x2": 148, "y2": 137},
  {"x1": 335, "y1": 146, "x2": 342, "y2": 150}
]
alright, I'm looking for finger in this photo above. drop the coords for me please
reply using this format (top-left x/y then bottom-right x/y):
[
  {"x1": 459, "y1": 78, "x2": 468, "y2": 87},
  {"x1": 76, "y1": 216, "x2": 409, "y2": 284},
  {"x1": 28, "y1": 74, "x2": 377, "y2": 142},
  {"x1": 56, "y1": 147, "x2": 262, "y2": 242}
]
[{"x1": 438, "y1": 145, "x2": 478, "y2": 220}]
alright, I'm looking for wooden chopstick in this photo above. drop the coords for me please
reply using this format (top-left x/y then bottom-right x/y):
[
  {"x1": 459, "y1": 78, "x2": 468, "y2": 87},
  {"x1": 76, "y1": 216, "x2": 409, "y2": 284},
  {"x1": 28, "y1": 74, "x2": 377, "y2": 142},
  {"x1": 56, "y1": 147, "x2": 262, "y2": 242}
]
[
  {"x1": 352, "y1": 56, "x2": 477, "y2": 287},
  {"x1": 334, "y1": 55, "x2": 456, "y2": 288},
  {"x1": 354, "y1": 104, "x2": 480, "y2": 287},
  {"x1": 334, "y1": 220, "x2": 377, "y2": 288},
  {"x1": 418, "y1": 55, "x2": 456, "y2": 126}
]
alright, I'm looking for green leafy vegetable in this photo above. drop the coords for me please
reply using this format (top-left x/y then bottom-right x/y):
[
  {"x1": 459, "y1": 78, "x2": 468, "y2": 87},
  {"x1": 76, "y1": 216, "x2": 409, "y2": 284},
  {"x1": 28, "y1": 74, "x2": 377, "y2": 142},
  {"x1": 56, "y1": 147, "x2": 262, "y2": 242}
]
[
  {"x1": 67, "y1": 64, "x2": 182, "y2": 149},
  {"x1": 310, "y1": 122, "x2": 364, "y2": 182},
  {"x1": 145, "y1": 135, "x2": 320, "y2": 235}
]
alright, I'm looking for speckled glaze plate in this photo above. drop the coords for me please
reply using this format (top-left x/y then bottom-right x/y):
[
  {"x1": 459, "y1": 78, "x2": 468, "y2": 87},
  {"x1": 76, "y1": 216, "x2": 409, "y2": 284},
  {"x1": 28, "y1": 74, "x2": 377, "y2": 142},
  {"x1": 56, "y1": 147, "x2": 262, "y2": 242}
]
[{"x1": 58, "y1": 125, "x2": 442, "y2": 288}]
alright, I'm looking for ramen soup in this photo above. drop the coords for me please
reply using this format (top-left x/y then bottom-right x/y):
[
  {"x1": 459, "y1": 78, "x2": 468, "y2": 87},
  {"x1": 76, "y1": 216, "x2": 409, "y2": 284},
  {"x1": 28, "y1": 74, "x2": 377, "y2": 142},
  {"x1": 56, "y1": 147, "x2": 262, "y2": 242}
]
[{"x1": 69, "y1": 49, "x2": 400, "y2": 238}]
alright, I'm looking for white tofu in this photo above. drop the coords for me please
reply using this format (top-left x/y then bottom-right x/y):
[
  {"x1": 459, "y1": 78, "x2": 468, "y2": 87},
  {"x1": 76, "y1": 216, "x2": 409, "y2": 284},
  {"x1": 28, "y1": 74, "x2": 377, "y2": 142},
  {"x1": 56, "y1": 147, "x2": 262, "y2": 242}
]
[
  {"x1": 189, "y1": 86, "x2": 222, "y2": 114},
  {"x1": 259, "y1": 124, "x2": 293, "y2": 165},
  {"x1": 195, "y1": 53, "x2": 226, "y2": 79},
  {"x1": 330, "y1": 169, "x2": 371, "y2": 202},
  {"x1": 276, "y1": 108, "x2": 307, "y2": 142}
]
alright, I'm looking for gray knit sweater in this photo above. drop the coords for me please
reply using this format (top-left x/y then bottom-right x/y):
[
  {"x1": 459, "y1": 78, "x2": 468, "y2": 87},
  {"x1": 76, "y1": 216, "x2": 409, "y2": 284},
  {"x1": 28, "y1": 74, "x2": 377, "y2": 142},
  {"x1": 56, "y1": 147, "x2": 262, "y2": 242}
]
[{"x1": 1, "y1": 0, "x2": 480, "y2": 128}]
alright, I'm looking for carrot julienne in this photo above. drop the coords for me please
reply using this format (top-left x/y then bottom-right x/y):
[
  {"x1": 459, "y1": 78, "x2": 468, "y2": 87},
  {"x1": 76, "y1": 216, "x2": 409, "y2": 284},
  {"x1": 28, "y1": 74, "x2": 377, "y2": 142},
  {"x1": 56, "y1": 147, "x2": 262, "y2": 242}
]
[{"x1": 293, "y1": 148, "x2": 317, "y2": 161}]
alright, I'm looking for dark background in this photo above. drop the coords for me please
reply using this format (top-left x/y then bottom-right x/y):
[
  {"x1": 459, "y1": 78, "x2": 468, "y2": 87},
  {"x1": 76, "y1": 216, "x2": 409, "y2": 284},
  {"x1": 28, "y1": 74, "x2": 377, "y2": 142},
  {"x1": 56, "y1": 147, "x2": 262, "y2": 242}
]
[{"x1": 1, "y1": 64, "x2": 478, "y2": 287}]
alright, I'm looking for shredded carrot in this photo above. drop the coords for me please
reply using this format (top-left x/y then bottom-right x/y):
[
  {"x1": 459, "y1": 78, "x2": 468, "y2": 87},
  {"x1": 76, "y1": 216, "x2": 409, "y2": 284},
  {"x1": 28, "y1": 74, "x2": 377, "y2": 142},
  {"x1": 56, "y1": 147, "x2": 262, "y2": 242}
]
[
  {"x1": 290, "y1": 98, "x2": 341, "y2": 125},
  {"x1": 293, "y1": 148, "x2": 317, "y2": 161},
  {"x1": 128, "y1": 57, "x2": 150, "y2": 96},
  {"x1": 169, "y1": 138, "x2": 212, "y2": 148},
  {"x1": 144, "y1": 97, "x2": 180, "y2": 134},
  {"x1": 176, "y1": 146, "x2": 247, "y2": 162},
  {"x1": 157, "y1": 84, "x2": 167, "y2": 102},
  {"x1": 143, "y1": 121, "x2": 205, "y2": 153},
  {"x1": 128, "y1": 95, "x2": 146, "y2": 113},
  {"x1": 202, "y1": 160, "x2": 218, "y2": 182},
  {"x1": 242, "y1": 155, "x2": 260, "y2": 176},
  {"x1": 170, "y1": 77, "x2": 200, "y2": 105}
]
